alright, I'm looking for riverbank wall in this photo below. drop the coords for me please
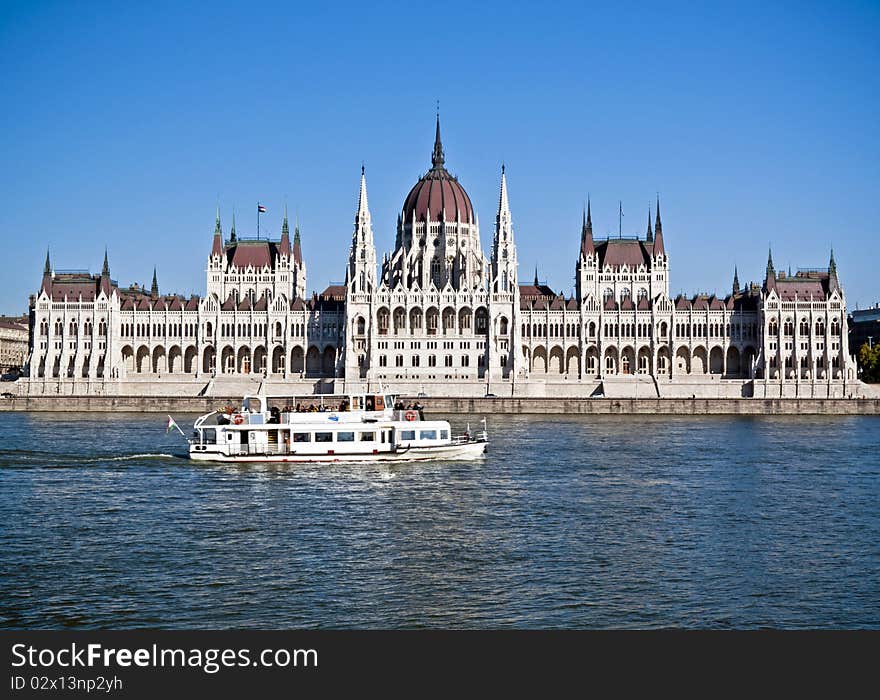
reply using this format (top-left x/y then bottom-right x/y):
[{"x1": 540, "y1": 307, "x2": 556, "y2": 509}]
[{"x1": 2, "y1": 395, "x2": 879, "y2": 414}]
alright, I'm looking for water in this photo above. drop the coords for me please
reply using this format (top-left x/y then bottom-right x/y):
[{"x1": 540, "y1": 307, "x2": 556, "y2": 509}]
[{"x1": 1, "y1": 411, "x2": 878, "y2": 629}]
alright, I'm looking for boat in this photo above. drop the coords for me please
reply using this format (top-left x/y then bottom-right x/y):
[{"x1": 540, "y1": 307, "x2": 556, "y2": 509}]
[{"x1": 188, "y1": 392, "x2": 488, "y2": 463}]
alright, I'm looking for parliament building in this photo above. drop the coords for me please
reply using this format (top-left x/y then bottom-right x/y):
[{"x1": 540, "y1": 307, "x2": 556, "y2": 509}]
[{"x1": 25, "y1": 119, "x2": 862, "y2": 398}]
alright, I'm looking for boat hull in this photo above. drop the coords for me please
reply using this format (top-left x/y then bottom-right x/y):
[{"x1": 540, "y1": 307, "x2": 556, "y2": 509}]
[{"x1": 188, "y1": 440, "x2": 488, "y2": 463}]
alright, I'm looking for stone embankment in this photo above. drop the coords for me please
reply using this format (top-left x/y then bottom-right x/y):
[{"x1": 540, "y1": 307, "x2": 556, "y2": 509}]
[{"x1": 1, "y1": 395, "x2": 878, "y2": 414}]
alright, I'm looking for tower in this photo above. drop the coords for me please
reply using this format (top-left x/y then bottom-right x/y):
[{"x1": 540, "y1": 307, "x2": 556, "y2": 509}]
[
  {"x1": 575, "y1": 199, "x2": 596, "y2": 301},
  {"x1": 343, "y1": 167, "x2": 378, "y2": 381},
  {"x1": 489, "y1": 165, "x2": 520, "y2": 379}
]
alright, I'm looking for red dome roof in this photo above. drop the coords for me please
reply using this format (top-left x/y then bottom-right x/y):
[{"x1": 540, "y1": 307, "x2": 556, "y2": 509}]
[{"x1": 401, "y1": 118, "x2": 475, "y2": 225}]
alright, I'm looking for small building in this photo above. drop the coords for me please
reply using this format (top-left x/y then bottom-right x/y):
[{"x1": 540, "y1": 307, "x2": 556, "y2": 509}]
[
  {"x1": 0, "y1": 315, "x2": 29, "y2": 374},
  {"x1": 849, "y1": 304, "x2": 880, "y2": 373}
]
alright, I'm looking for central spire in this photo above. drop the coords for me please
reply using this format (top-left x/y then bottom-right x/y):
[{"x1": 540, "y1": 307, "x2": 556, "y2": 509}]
[{"x1": 431, "y1": 113, "x2": 445, "y2": 169}]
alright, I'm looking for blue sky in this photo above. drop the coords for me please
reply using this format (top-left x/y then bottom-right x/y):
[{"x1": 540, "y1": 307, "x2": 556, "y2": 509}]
[{"x1": 1, "y1": 0, "x2": 878, "y2": 314}]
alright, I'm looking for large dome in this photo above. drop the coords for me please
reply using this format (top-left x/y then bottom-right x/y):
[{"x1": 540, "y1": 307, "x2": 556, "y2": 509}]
[{"x1": 401, "y1": 118, "x2": 475, "y2": 225}]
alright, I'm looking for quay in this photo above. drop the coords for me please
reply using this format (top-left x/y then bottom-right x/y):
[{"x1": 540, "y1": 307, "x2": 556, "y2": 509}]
[{"x1": 2, "y1": 395, "x2": 879, "y2": 415}]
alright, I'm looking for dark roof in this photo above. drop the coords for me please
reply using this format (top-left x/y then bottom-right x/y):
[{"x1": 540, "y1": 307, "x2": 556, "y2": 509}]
[
  {"x1": 320, "y1": 285, "x2": 346, "y2": 302},
  {"x1": 401, "y1": 119, "x2": 474, "y2": 225},
  {"x1": 226, "y1": 240, "x2": 278, "y2": 269},
  {"x1": 772, "y1": 271, "x2": 831, "y2": 300},
  {"x1": 596, "y1": 239, "x2": 654, "y2": 269}
]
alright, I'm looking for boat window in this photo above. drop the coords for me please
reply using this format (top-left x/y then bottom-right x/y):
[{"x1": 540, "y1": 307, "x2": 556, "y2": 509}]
[
  {"x1": 419, "y1": 430, "x2": 437, "y2": 440},
  {"x1": 315, "y1": 432, "x2": 333, "y2": 443},
  {"x1": 400, "y1": 430, "x2": 415, "y2": 441},
  {"x1": 249, "y1": 414, "x2": 264, "y2": 425},
  {"x1": 337, "y1": 432, "x2": 355, "y2": 442},
  {"x1": 440, "y1": 430, "x2": 449, "y2": 440},
  {"x1": 293, "y1": 432, "x2": 311, "y2": 443},
  {"x1": 203, "y1": 428, "x2": 216, "y2": 444},
  {"x1": 374, "y1": 395, "x2": 385, "y2": 410},
  {"x1": 365, "y1": 397, "x2": 375, "y2": 411},
  {"x1": 359, "y1": 432, "x2": 375, "y2": 441}
]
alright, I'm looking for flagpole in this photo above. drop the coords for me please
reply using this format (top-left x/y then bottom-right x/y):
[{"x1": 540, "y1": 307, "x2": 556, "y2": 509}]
[{"x1": 257, "y1": 202, "x2": 260, "y2": 239}]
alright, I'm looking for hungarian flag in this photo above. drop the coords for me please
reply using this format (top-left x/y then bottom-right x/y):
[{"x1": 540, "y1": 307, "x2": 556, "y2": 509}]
[
  {"x1": 166, "y1": 415, "x2": 182, "y2": 436},
  {"x1": 257, "y1": 204, "x2": 267, "y2": 213}
]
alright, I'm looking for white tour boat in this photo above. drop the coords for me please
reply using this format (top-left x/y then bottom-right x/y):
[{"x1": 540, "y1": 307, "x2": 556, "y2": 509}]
[{"x1": 188, "y1": 392, "x2": 488, "y2": 463}]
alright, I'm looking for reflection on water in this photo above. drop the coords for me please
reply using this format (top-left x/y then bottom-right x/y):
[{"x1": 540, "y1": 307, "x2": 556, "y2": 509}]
[{"x1": 0, "y1": 412, "x2": 878, "y2": 629}]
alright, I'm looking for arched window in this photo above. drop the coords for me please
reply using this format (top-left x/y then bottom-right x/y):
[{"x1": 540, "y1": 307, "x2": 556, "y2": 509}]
[
  {"x1": 500, "y1": 317, "x2": 509, "y2": 335},
  {"x1": 431, "y1": 258, "x2": 442, "y2": 287},
  {"x1": 603, "y1": 288, "x2": 613, "y2": 301}
]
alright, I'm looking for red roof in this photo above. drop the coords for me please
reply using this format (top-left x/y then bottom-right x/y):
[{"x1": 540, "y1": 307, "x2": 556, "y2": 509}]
[
  {"x1": 320, "y1": 285, "x2": 346, "y2": 302},
  {"x1": 402, "y1": 169, "x2": 474, "y2": 225},
  {"x1": 596, "y1": 240, "x2": 653, "y2": 269},
  {"x1": 227, "y1": 241, "x2": 276, "y2": 269}
]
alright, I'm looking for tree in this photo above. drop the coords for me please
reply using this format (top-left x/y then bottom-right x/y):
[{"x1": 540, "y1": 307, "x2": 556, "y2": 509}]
[{"x1": 857, "y1": 342, "x2": 880, "y2": 383}]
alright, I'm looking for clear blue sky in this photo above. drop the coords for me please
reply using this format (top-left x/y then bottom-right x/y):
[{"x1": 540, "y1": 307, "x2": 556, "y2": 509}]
[{"x1": 1, "y1": 0, "x2": 878, "y2": 314}]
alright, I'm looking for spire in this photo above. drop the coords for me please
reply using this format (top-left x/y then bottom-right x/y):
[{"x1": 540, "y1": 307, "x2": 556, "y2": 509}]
[
  {"x1": 646, "y1": 205, "x2": 654, "y2": 242},
  {"x1": 431, "y1": 112, "x2": 445, "y2": 169},
  {"x1": 279, "y1": 203, "x2": 291, "y2": 256},
  {"x1": 230, "y1": 211, "x2": 237, "y2": 243},
  {"x1": 652, "y1": 195, "x2": 665, "y2": 257},
  {"x1": 293, "y1": 215, "x2": 302, "y2": 265},
  {"x1": 764, "y1": 247, "x2": 776, "y2": 290},
  {"x1": 534, "y1": 265, "x2": 539, "y2": 286},
  {"x1": 498, "y1": 164, "x2": 510, "y2": 216},
  {"x1": 580, "y1": 198, "x2": 594, "y2": 258},
  {"x1": 150, "y1": 267, "x2": 159, "y2": 299},
  {"x1": 100, "y1": 249, "x2": 112, "y2": 296},
  {"x1": 732, "y1": 266, "x2": 740, "y2": 295},
  {"x1": 654, "y1": 195, "x2": 662, "y2": 234},
  {"x1": 43, "y1": 248, "x2": 51, "y2": 275},
  {"x1": 212, "y1": 208, "x2": 223, "y2": 256},
  {"x1": 357, "y1": 164, "x2": 369, "y2": 215},
  {"x1": 829, "y1": 247, "x2": 840, "y2": 292}
]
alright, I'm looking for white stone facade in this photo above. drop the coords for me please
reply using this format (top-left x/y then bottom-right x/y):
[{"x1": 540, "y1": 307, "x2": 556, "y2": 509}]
[{"x1": 22, "y1": 122, "x2": 862, "y2": 398}]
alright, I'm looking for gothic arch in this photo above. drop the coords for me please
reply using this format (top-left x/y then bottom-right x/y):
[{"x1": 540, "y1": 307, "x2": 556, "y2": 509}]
[
  {"x1": 620, "y1": 346, "x2": 636, "y2": 375},
  {"x1": 549, "y1": 345, "x2": 564, "y2": 374},
  {"x1": 290, "y1": 345, "x2": 305, "y2": 373},
  {"x1": 168, "y1": 345, "x2": 182, "y2": 373},
  {"x1": 253, "y1": 345, "x2": 267, "y2": 374},
  {"x1": 184, "y1": 345, "x2": 198, "y2": 373},
  {"x1": 202, "y1": 346, "x2": 216, "y2": 374},
  {"x1": 656, "y1": 345, "x2": 671, "y2": 376},
  {"x1": 692, "y1": 346, "x2": 708, "y2": 375},
  {"x1": 675, "y1": 346, "x2": 690, "y2": 374},
  {"x1": 237, "y1": 346, "x2": 252, "y2": 374},
  {"x1": 121, "y1": 345, "x2": 135, "y2": 374},
  {"x1": 322, "y1": 346, "x2": 336, "y2": 376},
  {"x1": 603, "y1": 346, "x2": 618, "y2": 375},
  {"x1": 272, "y1": 346, "x2": 286, "y2": 374},
  {"x1": 566, "y1": 346, "x2": 580, "y2": 375},
  {"x1": 305, "y1": 345, "x2": 321, "y2": 376},
  {"x1": 637, "y1": 346, "x2": 652, "y2": 375},
  {"x1": 152, "y1": 345, "x2": 166, "y2": 374},
  {"x1": 709, "y1": 346, "x2": 724, "y2": 374},
  {"x1": 532, "y1": 345, "x2": 547, "y2": 373},
  {"x1": 221, "y1": 346, "x2": 235, "y2": 374},
  {"x1": 584, "y1": 345, "x2": 599, "y2": 375}
]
